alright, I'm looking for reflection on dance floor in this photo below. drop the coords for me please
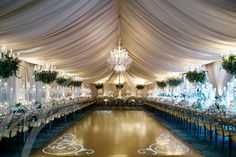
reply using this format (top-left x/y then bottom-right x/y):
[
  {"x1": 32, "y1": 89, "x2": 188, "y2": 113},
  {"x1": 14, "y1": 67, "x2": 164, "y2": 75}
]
[{"x1": 30, "y1": 109, "x2": 202, "y2": 157}]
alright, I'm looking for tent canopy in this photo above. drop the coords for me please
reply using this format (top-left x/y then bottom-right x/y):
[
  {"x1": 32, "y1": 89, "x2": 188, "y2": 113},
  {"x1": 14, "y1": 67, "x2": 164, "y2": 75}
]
[{"x1": 0, "y1": 0, "x2": 236, "y2": 84}]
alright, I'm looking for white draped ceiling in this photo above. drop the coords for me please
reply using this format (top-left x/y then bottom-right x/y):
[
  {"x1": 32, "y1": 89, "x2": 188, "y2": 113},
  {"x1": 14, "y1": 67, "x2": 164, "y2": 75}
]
[{"x1": 0, "y1": 0, "x2": 236, "y2": 84}]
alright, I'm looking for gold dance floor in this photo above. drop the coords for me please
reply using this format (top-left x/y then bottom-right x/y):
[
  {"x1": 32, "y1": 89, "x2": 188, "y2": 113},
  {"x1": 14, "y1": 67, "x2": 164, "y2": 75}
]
[{"x1": 30, "y1": 110, "x2": 203, "y2": 157}]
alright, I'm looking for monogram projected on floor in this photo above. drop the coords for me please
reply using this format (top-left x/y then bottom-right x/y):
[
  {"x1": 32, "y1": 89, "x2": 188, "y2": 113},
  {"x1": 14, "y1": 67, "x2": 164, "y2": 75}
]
[
  {"x1": 42, "y1": 134, "x2": 94, "y2": 156},
  {"x1": 138, "y1": 133, "x2": 189, "y2": 155}
]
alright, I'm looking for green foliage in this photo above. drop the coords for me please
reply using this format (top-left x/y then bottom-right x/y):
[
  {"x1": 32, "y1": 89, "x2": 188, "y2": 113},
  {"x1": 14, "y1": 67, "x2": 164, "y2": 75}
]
[
  {"x1": 192, "y1": 99, "x2": 202, "y2": 110},
  {"x1": 185, "y1": 70, "x2": 206, "y2": 83},
  {"x1": 69, "y1": 80, "x2": 82, "y2": 87},
  {"x1": 34, "y1": 70, "x2": 58, "y2": 84},
  {"x1": 167, "y1": 78, "x2": 182, "y2": 87},
  {"x1": 156, "y1": 81, "x2": 167, "y2": 89},
  {"x1": 14, "y1": 103, "x2": 27, "y2": 113},
  {"x1": 0, "y1": 53, "x2": 20, "y2": 78},
  {"x1": 115, "y1": 83, "x2": 124, "y2": 89},
  {"x1": 222, "y1": 54, "x2": 236, "y2": 76},
  {"x1": 34, "y1": 101, "x2": 42, "y2": 109},
  {"x1": 214, "y1": 101, "x2": 226, "y2": 112},
  {"x1": 95, "y1": 83, "x2": 104, "y2": 89},
  {"x1": 56, "y1": 77, "x2": 71, "y2": 86},
  {"x1": 136, "y1": 84, "x2": 145, "y2": 90}
]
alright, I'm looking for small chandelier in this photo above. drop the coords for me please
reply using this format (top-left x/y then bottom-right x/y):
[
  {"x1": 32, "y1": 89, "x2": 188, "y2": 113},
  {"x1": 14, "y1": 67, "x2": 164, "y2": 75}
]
[{"x1": 107, "y1": 41, "x2": 132, "y2": 72}]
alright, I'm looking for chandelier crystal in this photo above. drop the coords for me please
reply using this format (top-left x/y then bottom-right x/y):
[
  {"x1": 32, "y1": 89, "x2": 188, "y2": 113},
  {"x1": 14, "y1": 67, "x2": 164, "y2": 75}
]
[{"x1": 107, "y1": 41, "x2": 132, "y2": 72}]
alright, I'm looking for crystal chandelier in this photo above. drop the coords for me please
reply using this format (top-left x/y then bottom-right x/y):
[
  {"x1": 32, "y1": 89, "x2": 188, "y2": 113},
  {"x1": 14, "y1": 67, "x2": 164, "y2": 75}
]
[{"x1": 107, "y1": 41, "x2": 132, "y2": 72}]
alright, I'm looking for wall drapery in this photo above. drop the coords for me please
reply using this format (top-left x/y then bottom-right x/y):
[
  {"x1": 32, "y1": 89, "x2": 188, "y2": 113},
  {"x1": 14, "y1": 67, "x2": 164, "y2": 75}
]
[{"x1": 206, "y1": 61, "x2": 232, "y2": 96}]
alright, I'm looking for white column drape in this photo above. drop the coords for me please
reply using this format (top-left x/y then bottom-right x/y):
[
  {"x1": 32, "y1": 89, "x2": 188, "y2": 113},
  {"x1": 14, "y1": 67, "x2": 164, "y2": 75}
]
[{"x1": 206, "y1": 61, "x2": 232, "y2": 96}]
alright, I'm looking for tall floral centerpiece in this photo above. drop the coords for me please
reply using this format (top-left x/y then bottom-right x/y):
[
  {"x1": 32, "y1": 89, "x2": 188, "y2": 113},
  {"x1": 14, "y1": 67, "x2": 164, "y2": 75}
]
[
  {"x1": 167, "y1": 78, "x2": 182, "y2": 97},
  {"x1": 0, "y1": 47, "x2": 20, "y2": 106},
  {"x1": 116, "y1": 83, "x2": 124, "y2": 97},
  {"x1": 185, "y1": 70, "x2": 206, "y2": 84},
  {"x1": 136, "y1": 84, "x2": 145, "y2": 96},
  {"x1": 136, "y1": 84, "x2": 145, "y2": 90},
  {"x1": 34, "y1": 65, "x2": 58, "y2": 101},
  {"x1": 34, "y1": 69, "x2": 58, "y2": 84},
  {"x1": 95, "y1": 83, "x2": 104, "y2": 96},
  {"x1": 156, "y1": 81, "x2": 167, "y2": 94},
  {"x1": 185, "y1": 69, "x2": 206, "y2": 100},
  {"x1": 222, "y1": 53, "x2": 236, "y2": 107},
  {"x1": 0, "y1": 50, "x2": 20, "y2": 79},
  {"x1": 56, "y1": 77, "x2": 71, "y2": 87},
  {"x1": 222, "y1": 54, "x2": 236, "y2": 76}
]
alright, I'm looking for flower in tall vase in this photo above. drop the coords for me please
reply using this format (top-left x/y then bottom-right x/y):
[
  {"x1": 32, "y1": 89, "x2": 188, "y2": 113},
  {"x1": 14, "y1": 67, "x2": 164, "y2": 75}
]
[
  {"x1": 167, "y1": 78, "x2": 182, "y2": 97},
  {"x1": 185, "y1": 69, "x2": 206, "y2": 99},
  {"x1": 136, "y1": 84, "x2": 145, "y2": 90},
  {"x1": 95, "y1": 83, "x2": 104, "y2": 89},
  {"x1": 56, "y1": 77, "x2": 72, "y2": 87},
  {"x1": 0, "y1": 50, "x2": 20, "y2": 79},
  {"x1": 95, "y1": 83, "x2": 104, "y2": 96},
  {"x1": 185, "y1": 70, "x2": 206, "y2": 84},
  {"x1": 115, "y1": 83, "x2": 124, "y2": 97},
  {"x1": 222, "y1": 54, "x2": 236, "y2": 76},
  {"x1": 156, "y1": 81, "x2": 167, "y2": 95},
  {"x1": 222, "y1": 52, "x2": 236, "y2": 107},
  {"x1": 115, "y1": 83, "x2": 124, "y2": 89},
  {"x1": 34, "y1": 70, "x2": 58, "y2": 84},
  {"x1": 136, "y1": 84, "x2": 145, "y2": 96},
  {"x1": 69, "y1": 80, "x2": 82, "y2": 87}
]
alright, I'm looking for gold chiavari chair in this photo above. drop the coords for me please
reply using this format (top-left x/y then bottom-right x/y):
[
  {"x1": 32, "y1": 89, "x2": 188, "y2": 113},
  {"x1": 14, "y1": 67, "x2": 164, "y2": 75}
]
[{"x1": 214, "y1": 113, "x2": 235, "y2": 154}]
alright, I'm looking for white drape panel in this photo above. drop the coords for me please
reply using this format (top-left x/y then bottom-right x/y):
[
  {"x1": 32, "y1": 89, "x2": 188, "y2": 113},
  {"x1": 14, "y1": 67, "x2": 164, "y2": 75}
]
[
  {"x1": 0, "y1": 0, "x2": 119, "y2": 81},
  {"x1": 0, "y1": 0, "x2": 236, "y2": 83},
  {"x1": 206, "y1": 61, "x2": 232, "y2": 96}
]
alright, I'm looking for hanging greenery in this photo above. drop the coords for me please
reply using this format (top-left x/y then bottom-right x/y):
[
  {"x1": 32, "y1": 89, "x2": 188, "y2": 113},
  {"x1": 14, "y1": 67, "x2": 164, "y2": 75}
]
[
  {"x1": 167, "y1": 78, "x2": 182, "y2": 87},
  {"x1": 56, "y1": 77, "x2": 71, "y2": 86},
  {"x1": 115, "y1": 83, "x2": 124, "y2": 89},
  {"x1": 185, "y1": 70, "x2": 206, "y2": 83},
  {"x1": 34, "y1": 70, "x2": 58, "y2": 84},
  {"x1": 95, "y1": 83, "x2": 104, "y2": 89},
  {"x1": 222, "y1": 54, "x2": 236, "y2": 76},
  {"x1": 136, "y1": 84, "x2": 145, "y2": 90},
  {"x1": 69, "y1": 80, "x2": 82, "y2": 87},
  {"x1": 156, "y1": 81, "x2": 167, "y2": 89},
  {"x1": 0, "y1": 53, "x2": 20, "y2": 78}
]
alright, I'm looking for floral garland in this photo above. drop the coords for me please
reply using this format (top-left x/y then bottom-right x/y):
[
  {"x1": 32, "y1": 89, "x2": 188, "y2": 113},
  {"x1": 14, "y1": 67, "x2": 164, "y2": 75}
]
[
  {"x1": 136, "y1": 84, "x2": 145, "y2": 90},
  {"x1": 185, "y1": 70, "x2": 206, "y2": 83},
  {"x1": 222, "y1": 54, "x2": 236, "y2": 76},
  {"x1": 0, "y1": 53, "x2": 20, "y2": 78},
  {"x1": 95, "y1": 83, "x2": 104, "y2": 89},
  {"x1": 34, "y1": 70, "x2": 58, "y2": 84},
  {"x1": 167, "y1": 78, "x2": 182, "y2": 87},
  {"x1": 156, "y1": 81, "x2": 167, "y2": 89}
]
